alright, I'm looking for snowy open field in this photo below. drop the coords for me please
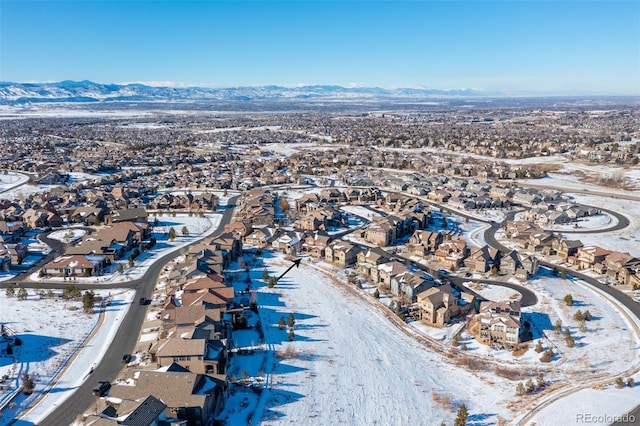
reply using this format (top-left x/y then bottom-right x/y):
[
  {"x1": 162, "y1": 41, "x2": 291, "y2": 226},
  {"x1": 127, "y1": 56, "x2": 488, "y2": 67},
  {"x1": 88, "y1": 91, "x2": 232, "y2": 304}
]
[
  {"x1": 563, "y1": 194, "x2": 640, "y2": 258},
  {"x1": 0, "y1": 289, "x2": 135, "y2": 425},
  {"x1": 251, "y1": 255, "x2": 518, "y2": 425},
  {"x1": 219, "y1": 252, "x2": 640, "y2": 426},
  {"x1": 0, "y1": 172, "x2": 29, "y2": 194}
]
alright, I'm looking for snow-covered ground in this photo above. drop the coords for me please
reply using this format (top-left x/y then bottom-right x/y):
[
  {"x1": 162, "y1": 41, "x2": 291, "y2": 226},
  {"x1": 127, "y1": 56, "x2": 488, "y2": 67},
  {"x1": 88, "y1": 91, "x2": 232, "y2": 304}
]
[
  {"x1": 0, "y1": 172, "x2": 29, "y2": 194},
  {"x1": 218, "y1": 252, "x2": 640, "y2": 425},
  {"x1": 340, "y1": 205, "x2": 383, "y2": 220},
  {"x1": 249, "y1": 255, "x2": 517, "y2": 425},
  {"x1": 562, "y1": 194, "x2": 640, "y2": 258},
  {"x1": 47, "y1": 229, "x2": 87, "y2": 244},
  {"x1": 0, "y1": 289, "x2": 135, "y2": 425}
]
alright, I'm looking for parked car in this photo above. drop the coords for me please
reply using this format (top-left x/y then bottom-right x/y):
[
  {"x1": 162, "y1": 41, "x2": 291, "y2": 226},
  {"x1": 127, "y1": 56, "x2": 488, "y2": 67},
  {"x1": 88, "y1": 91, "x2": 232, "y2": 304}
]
[
  {"x1": 93, "y1": 381, "x2": 111, "y2": 396},
  {"x1": 122, "y1": 354, "x2": 132, "y2": 363},
  {"x1": 139, "y1": 297, "x2": 147, "y2": 305}
]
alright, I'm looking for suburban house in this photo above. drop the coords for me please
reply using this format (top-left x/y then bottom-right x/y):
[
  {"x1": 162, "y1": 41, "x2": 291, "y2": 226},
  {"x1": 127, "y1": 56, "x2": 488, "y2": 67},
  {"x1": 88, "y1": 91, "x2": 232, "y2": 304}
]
[
  {"x1": 210, "y1": 232, "x2": 243, "y2": 260},
  {"x1": 464, "y1": 245, "x2": 502, "y2": 274},
  {"x1": 244, "y1": 226, "x2": 279, "y2": 248},
  {"x1": 415, "y1": 283, "x2": 475, "y2": 327},
  {"x1": 604, "y1": 252, "x2": 640, "y2": 285},
  {"x1": 105, "y1": 367, "x2": 226, "y2": 426},
  {"x1": 155, "y1": 335, "x2": 227, "y2": 376},
  {"x1": 94, "y1": 395, "x2": 168, "y2": 426},
  {"x1": 325, "y1": 240, "x2": 361, "y2": 267},
  {"x1": 22, "y1": 207, "x2": 62, "y2": 229},
  {"x1": 181, "y1": 274, "x2": 235, "y2": 310},
  {"x1": 573, "y1": 246, "x2": 613, "y2": 270},
  {"x1": 525, "y1": 232, "x2": 556, "y2": 252},
  {"x1": 356, "y1": 246, "x2": 393, "y2": 278},
  {"x1": 390, "y1": 271, "x2": 436, "y2": 303},
  {"x1": 105, "y1": 207, "x2": 148, "y2": 224},
  {"x1": 195, "y1": 248, "x2": 228, "y2": 275},
  {"x1": 301, "y1": 231, "x2": 333, "y2": 258},
  {"x1": 0, "y1": 221, "x2": 25, "y2": 244},
  {"x1": 550, "y1": 238, "x2": 584, "y2": 260},
  {"x1": 470, "y1": 300, "x2": 522, "y2": 348},
  {"x1": 69, "y1": 205, "x2": 106, "y2": 225},
  {"x1": 271, "y1": 230, "x2": 305, "y2": 255},
  {"x1": 433, "y1": 238, "x2": 469, "y2": 270},
  {"x1": 365, "y1": 219, "x2": 397, "y2": 247},
  {"x1": 500, "y1": 250, "x2": 539, "y2": 280},
  {"x1": 408, "y1": 230, "x2": 443, "y2": 255},
  {"x1": 42, "y1": 254, "x2": 106, "y2": 277},
  {"x1": 374, "y1": 261, "x2": 410, "y2": 289}
]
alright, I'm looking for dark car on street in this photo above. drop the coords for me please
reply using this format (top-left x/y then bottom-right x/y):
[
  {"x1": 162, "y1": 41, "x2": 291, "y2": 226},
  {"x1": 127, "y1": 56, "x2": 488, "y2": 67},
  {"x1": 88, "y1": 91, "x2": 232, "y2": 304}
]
[{"x1": 93, "y1": 381, "x2": 111, "y2": 396}]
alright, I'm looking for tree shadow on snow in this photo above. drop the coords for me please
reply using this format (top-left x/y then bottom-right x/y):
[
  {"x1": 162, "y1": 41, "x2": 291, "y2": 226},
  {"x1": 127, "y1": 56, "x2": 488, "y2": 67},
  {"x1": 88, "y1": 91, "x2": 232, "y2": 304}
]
[
  {"x1": 259, "y1": 388, "x2": 306, "y2": 423},
  {"x1": 521, "y1": 312, "x2": 553, "y2": 340},
  {"x1": 0, "y1": 333, "x2": 69, "y2": 367},
  {"x1": 467, "y1": 412, "x2": 498, "y2": 426}
]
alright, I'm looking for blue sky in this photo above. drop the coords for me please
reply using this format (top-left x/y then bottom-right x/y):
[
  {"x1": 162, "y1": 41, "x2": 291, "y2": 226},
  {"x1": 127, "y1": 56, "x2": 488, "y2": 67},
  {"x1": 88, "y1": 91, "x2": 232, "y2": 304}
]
[{"x1": 1, "y1": 1, "x2": 639, "y2": 94}]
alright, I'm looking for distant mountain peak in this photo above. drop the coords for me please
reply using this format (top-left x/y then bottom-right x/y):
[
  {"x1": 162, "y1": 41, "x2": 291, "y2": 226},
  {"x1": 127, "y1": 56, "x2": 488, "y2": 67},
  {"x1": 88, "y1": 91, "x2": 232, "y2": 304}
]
[{"x1": 0, "y1": 80, "x2": 488, "y2": 104}]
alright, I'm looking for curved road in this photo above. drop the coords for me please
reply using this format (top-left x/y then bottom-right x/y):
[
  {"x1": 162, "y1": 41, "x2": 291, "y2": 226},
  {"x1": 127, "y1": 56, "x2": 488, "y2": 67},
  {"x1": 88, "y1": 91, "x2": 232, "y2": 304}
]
[
  {"x1": 31, "y1": 197, "x2": 238, "y2": 426},
  {"x1": 482, "y1": 204, "x2": 640, "y2": 426}
]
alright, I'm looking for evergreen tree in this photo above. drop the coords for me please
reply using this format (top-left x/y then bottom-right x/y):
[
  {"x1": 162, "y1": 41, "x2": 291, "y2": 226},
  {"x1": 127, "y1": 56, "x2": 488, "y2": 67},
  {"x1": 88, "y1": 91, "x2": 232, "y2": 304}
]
[
  {"x1": 373, "y1": 289, "x2": 380, "y2": 299},
  {"x1": 278, "y1": 316, "x2": 285, "y2": 330},
  {"x1": 525, "y1": 379, "x2": 535, "y2": 393},
  {"x1": 565, "y1": 334, "x2": 575, "y2": 348},
  {"x1": 22, "y1": 373, "x2": 35, "y2": 395},
  {"x1": 288, "y1": 329, "x2": 295, "y2": 341},
  {"x1": 83, "y1": 291, "x2": 95, "y2": 313},
  {"x1": 627, "y1": 378, "x2": 635, "y2": 388},
  {"x1": 583, "y1": 310, "x2": 592, "y2": 321},
  {"x1": 554, "y1": 319, "x2": 562, "y2": 333},
  {"x1": 535, "y1": 340, "x2": 543, "y2": 353},
  {"x1": 564, "y1": 294, "x2": 573, "y2": 306},
  {"x1": 454, "y1": 404, "x2": 468, "y2": 426},
  {"x1": 516, "y1": 382, "x2": 525, "y2": 396},
  {"x1": 262, "y1": 268, "x2": 269, "y2": 281},
  {"x1": 540, "y1": 348, "x2": 554, "y2": 363},
  {"x1": 615, "y1": 377, "x2": 625, "y2": 388},
  {"x1": 578, "y1": 320, "x2": 587, "y2": 333},
  {"x1": 181, "y1": 225, "x2": 189, "y2": 236},
  {"x1": 168, "y1": 227, "x2": 177, "y2": 241},
  {"x1": 17, "y1": 287, "x2": 28, "y2": 301},
  {"x1": 5, "y1": 285, "x2": 14, "y2": 298},
  {"x1": 287, "y1": 313, "x2": 295, "y2": 329},
  {"x1": 268, "y1": 276, "x2": 277, "y2": 288},
  {"x1": 536, "y1": 373, "x2": 545, "y2": 388},
  {"x1": 573, "y1": 310, "x2": 584, "y2": 321}
]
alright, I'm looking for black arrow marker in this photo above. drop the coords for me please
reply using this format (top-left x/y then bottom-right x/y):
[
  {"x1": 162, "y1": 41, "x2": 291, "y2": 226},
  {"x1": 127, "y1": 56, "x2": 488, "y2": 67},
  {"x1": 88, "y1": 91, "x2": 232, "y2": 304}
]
[{"x1": 277, "y1": 258, "x2": 302, "y2": 282}]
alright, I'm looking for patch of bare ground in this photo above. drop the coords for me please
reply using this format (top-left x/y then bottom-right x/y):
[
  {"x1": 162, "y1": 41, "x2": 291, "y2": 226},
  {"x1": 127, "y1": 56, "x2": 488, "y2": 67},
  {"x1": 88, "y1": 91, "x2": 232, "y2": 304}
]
[
  {"x1": 431, "y1": 389, "x2": 456, "y2": 412},
  {"x1": 512, "y1": 344, "x2": 529, "y2": 357},
  {"x1": 578, "y1": 170, "x2": 636, "y2": 190},
  {"x1": 275, "y1": 344, "x2": 302, "y2": 359},
  {"x1": 533, "y1": 163, "x2": 563, "y2": 174}
]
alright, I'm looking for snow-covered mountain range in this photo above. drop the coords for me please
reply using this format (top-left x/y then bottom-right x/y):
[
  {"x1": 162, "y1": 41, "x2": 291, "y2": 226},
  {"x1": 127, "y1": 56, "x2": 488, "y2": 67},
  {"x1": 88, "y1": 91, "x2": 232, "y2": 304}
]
[{"x1": 0, "y1": 80, "x2": 484, "y2": 104}]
